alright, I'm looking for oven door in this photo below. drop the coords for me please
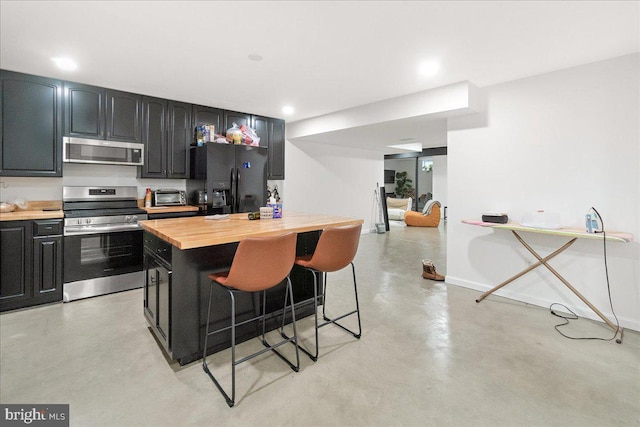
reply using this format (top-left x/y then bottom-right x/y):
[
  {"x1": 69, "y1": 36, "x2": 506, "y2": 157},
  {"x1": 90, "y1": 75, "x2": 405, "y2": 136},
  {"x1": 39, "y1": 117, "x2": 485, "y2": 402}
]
[{"x1": 64, "y1": 230, "x2": 143, "y2": 284}]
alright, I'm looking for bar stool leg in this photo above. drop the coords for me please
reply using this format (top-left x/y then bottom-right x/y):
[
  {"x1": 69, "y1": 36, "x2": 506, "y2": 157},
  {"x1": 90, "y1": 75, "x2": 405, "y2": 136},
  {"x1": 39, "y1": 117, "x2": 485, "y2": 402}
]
[
  {"x1": 264, "y1": 278, "x2": 301, "y2": 371},
  {"x1": 321, "y1": 263, "x2": 362, "y2": 339},
  {"x1": 202, "y1": 284, "x2": 236, "y2": 407}
]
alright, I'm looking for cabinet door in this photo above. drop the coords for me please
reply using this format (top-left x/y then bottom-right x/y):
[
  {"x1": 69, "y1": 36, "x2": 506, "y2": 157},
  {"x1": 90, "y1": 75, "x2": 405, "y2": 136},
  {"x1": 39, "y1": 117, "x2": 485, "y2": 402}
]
[
  {"x1": 144, "y1": 253, "x2": 158, "y2": 325},
  {"x1": 167, "y1": 100, "x2": 191, "y2": 179},
  {"x1": 252, "y1": 115, "x2": 269, "y2": 148},
  {"x1": 268, "y1": 119, "x2": 285, "y2": 180},
  {"x1": 192, "y1": 105, "x2": 223, "y2": 142},
  {"x1": 106, "y1": 90, "x2": 142, "y2": 143},
  {"x1": 0, "y1": 221, "x2": 32, "y2": 312},
  {"x1": 140, "y1": 96, "x2": 167, "y2": 178},
  {"x1": 64, "y1": 82, "x2": 106, "y2": 139},
  {"x1": 157, "y1": 262, "x2": 171, "y2": 348},
  {"x1": 223, "y1": 110, "x2": 251, "y2": 133},
  {"x1": 32, "y1": 236, "x2": 63, "y2": 304},
  {"x1": 0, "y1": 70, "x2": 62, "y2": 177}
]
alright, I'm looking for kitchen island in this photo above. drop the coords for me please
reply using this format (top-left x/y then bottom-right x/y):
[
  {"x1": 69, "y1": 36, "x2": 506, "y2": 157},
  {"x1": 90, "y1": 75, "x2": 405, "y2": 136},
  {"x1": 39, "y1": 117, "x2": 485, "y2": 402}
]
[{"x1": 139, "y1": 211, "x2": 363, "y2": 365}]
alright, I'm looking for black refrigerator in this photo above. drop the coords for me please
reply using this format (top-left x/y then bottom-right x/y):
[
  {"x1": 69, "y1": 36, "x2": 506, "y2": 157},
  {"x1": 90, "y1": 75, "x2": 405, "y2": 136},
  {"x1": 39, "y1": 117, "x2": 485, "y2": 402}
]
[{"x1": 187, "y1": 143, "x2": 267, "y2": 214}]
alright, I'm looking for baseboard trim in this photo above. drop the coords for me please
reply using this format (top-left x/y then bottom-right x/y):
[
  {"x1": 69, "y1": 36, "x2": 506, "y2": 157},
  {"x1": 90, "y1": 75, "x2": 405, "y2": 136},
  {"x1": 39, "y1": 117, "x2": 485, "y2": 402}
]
[{"x1": 445, "y1": 275, "x2": 640, "y2": 332}]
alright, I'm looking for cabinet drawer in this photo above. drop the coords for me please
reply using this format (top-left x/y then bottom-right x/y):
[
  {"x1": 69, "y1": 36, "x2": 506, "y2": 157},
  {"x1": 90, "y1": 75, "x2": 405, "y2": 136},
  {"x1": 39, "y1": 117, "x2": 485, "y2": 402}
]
[
  {"x1": 33, "y1": 220, "x2": 63, "y2": 237},
  {"x1": 144, "y1": 233, "x2": 172, "y2": 265}
]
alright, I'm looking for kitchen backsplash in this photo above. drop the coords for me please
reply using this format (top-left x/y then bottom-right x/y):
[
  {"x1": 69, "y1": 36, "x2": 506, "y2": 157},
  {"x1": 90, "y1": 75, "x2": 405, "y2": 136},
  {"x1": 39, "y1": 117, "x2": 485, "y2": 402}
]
[{"x1": 0, "y1": 164, "x2": 285, "y2": 205}]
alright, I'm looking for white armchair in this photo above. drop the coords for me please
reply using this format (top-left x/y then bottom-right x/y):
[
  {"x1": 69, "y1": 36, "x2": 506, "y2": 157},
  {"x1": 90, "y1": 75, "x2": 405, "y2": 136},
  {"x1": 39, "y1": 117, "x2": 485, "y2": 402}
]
[{"x1": 386, "y1": 197, "x2": 412, "y2": 221}]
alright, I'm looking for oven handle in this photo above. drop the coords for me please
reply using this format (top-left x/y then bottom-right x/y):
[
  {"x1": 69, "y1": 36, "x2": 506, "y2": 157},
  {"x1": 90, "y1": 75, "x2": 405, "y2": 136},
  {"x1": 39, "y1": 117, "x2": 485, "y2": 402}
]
[{"x1": 64, "y1": 224, "x2": 142, "y2": 236}]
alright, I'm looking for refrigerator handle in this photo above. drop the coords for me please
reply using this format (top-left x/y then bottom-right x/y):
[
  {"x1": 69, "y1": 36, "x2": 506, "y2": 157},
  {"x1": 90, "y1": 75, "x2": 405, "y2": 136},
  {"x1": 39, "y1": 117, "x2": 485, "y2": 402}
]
[
  {"x1": 229, "y1": 168, "x2": 235, "y2": 213},
  {"x1": 235, "y1": 168, "x2": 241, "y2": 212}
]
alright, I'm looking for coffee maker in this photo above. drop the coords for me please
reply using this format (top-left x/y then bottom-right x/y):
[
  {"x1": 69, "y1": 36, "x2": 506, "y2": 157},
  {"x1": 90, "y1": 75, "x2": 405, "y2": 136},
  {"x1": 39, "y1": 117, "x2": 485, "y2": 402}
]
[
  {"x1": 187, "y1": 181, "x2": 231, "y2": 215},
  {"x1": 208, "y1": 188, "x2": 231, "y2": 214}
]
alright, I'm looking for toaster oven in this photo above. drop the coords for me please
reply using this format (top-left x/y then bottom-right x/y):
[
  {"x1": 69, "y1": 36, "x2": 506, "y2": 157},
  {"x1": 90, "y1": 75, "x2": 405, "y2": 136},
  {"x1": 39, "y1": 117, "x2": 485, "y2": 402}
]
[{"x1": 154, "y1": 189, "x2": 186, "y2": 206}]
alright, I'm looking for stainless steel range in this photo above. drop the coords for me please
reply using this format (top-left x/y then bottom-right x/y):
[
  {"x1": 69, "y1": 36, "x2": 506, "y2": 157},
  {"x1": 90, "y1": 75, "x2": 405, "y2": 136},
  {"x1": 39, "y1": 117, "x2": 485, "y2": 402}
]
[{"x1": 62, "y1": 186, "x2": 148, "y2": 302}]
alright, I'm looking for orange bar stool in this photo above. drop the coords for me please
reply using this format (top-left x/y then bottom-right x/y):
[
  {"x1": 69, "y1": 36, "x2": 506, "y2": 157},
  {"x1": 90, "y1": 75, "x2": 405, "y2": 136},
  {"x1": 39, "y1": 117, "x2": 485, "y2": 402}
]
[
  {"x1": 286, "y1": 224, "x2": 362, "y2": 361},
  {"x1": 202, "y1": 232, "x2": 300, "y2": 408}
]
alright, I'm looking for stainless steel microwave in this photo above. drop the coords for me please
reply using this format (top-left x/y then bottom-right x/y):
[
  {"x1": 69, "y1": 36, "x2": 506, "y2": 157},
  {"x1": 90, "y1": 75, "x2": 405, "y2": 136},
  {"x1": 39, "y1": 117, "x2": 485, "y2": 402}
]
[{"x1": 63, "y1": 137, "x2": 144, "y2": 166}]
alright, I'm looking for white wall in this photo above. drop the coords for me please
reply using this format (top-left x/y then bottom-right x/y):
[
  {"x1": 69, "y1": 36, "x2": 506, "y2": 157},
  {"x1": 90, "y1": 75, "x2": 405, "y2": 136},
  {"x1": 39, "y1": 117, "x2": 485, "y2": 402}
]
[
  {"x1": 281, "y1": 139, "x2": 383, "y2": 232},
  {"x1": 432, "y1": 155, "x2": 448, "y2": 217},
  {"x1": 446, "y1": 54, "x2": 640, "y2": 330}
]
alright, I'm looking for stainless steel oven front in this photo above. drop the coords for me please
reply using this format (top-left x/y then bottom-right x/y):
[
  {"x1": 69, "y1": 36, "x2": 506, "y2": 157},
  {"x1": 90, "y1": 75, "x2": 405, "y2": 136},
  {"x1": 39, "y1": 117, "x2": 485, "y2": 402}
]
[{"x1": 63, "y1": 229, "x2": 144, "y2": 302}]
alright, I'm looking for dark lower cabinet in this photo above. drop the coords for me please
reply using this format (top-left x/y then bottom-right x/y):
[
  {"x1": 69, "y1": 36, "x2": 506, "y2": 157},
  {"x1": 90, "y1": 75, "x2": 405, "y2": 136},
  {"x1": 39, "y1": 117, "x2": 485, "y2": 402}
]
[
  {"x1": 33, "y1": 235, "x2": 63, "y2": 300},
  {"x1": 144, "y1": 233, "x2": 172, "y2": 354},
  {"x1": 0, "y1": 221, "x2": 31, "y2": 310},
  {"x1": 0, "y1": 219, "x2": 63, "y2": 312},
  {"x1": 0, "y1": 70, "x2": 62, "y2": 177}
]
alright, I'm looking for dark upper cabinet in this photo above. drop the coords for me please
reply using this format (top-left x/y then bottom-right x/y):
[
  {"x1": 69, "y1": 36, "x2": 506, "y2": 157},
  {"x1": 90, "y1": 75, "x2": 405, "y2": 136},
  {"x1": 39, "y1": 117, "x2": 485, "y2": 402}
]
[
  {"x1": 106, "y1": 90, "x2": 142, "y2": 142},
  {"x1": 64, "y1": 82, "x2": 141, "y2": 143},
  {"x1": 167, "y1": 101, "x2": 191, "y2": 179},
  {"x1": 192, "y1": 105, "x2": 223, "y2": 141},
  {"x1": 64, "y1": 82, "x2": 105, "y2": 139},
  {"x1": 139, "y1": 98, "x2": 191, "y2": 179},
  {"x1": 252, "y1": 115, "x2": 285, "y2": 180},
  {"x1": 140, "y1": 96, "x2": 167, "y2": 178},
  {"x1": 252, "y1": 115, "x2": 269, "y2": 148},
  {"x1": 0, "y1": 70, "x2": 62, "y2": 177},
  {"x1": 268, "y1": 118, "x2": 285, "y2": 180},
  {"x1": 224, "y1": 110, "x2": 251, "y2": 133}
]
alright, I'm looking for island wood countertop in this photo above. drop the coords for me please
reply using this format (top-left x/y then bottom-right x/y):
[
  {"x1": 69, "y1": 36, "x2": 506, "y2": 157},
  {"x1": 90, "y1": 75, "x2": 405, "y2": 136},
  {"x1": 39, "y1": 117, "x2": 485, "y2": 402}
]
[{"x1": 140, "y1": 211, "x2": 364, "y2": 250}]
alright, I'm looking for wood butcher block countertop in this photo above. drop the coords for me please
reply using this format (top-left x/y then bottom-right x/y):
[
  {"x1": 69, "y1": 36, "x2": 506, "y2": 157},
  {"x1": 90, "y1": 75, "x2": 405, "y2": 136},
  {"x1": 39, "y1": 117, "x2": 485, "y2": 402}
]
[
  {"x1": 0, "y1": 201, "x2": 63, "y2": 221},
  {"x1": 140, "y1": 211, "x2": 364, "y2": 250}
]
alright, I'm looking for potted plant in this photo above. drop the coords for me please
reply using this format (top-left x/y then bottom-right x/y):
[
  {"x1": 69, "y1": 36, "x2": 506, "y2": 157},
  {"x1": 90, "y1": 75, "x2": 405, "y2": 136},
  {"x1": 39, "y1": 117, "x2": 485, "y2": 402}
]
[{"x1": 394, "y1": 171, "x2": 414, "y2": 199}]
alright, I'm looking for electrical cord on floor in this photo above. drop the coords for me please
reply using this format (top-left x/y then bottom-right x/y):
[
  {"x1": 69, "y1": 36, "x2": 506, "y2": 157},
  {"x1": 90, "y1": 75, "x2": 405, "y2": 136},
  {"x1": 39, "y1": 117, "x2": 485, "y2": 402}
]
[{"x1": 549, "y1": 207, "x2": 620, "y2": 341}]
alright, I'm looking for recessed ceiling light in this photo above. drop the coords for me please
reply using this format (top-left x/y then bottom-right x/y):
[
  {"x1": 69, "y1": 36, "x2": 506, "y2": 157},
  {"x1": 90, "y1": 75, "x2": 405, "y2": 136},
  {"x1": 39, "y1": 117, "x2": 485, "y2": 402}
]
[
  {"x1": 282, "y1": 105, "x2": 294, "y2": 115},
  {"x1": 52, "y1": 57, "x2": 77, "y2": 71},
  {"x1": 419, "y1": 60, "x2": 439, "y2": 77},
  {"x1": 248, "y1": 54, "x2": 263, "y2": 62}
]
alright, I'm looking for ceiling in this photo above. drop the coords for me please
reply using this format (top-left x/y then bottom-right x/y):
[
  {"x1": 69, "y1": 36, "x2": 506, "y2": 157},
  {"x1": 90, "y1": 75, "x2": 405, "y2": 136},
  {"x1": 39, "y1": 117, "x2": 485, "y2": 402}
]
[{"x1": 1, "y1": 1, "x2": 638, "y2": 152}]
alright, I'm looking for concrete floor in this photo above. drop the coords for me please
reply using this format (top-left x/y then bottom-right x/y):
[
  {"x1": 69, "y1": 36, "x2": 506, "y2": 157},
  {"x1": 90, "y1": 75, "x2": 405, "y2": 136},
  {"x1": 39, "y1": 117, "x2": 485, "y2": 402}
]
[{"x1": 1, "y1": 225, "x2": 639, "y2": 426}]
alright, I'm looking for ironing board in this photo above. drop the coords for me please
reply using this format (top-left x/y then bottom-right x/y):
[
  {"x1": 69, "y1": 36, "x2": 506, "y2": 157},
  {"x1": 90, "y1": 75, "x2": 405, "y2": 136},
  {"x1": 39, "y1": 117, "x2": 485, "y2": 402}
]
[{"x1": 462, "y1": 220, "x2": 633, "y2": 343}]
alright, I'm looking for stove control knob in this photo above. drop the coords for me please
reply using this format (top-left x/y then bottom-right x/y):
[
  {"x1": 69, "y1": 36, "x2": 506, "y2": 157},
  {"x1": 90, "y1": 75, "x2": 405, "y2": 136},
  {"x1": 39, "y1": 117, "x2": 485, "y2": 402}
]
[
  {"x1": 85, "y1": 218, "x2": 92, "y2": 224},
  {"x1": 125, "y1": 215, "x2": 132, "y2": 223},
  {"x1": 131, "y1": 215, "x2": 138, "y2": 222}
]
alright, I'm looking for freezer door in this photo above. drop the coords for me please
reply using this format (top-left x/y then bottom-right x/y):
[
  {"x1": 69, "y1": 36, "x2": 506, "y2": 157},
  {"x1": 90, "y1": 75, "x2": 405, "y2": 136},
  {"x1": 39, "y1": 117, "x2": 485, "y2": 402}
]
[
  {"x1": 206, "y1": 143, "x2": 235, "y2": 189},
  {"x1": 235, "y1": 145, "x2": 267, "y2": 213}
]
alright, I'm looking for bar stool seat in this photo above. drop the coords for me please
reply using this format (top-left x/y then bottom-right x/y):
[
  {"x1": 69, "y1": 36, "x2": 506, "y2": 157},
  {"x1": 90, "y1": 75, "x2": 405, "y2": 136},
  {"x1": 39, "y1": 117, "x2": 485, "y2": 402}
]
[
  {"x1": 284, "y1": 223, "x2": 362, "y2": 361},
  {"x1": 202, "y1": 232, "x2": 300, "y2": 408}
]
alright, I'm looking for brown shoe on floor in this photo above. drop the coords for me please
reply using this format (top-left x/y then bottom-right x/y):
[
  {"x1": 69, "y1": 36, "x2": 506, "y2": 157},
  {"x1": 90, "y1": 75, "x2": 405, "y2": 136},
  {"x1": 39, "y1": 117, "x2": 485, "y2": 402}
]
[{"x1": 422, "y1": 259, "x2": 445, "y2": 281}]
